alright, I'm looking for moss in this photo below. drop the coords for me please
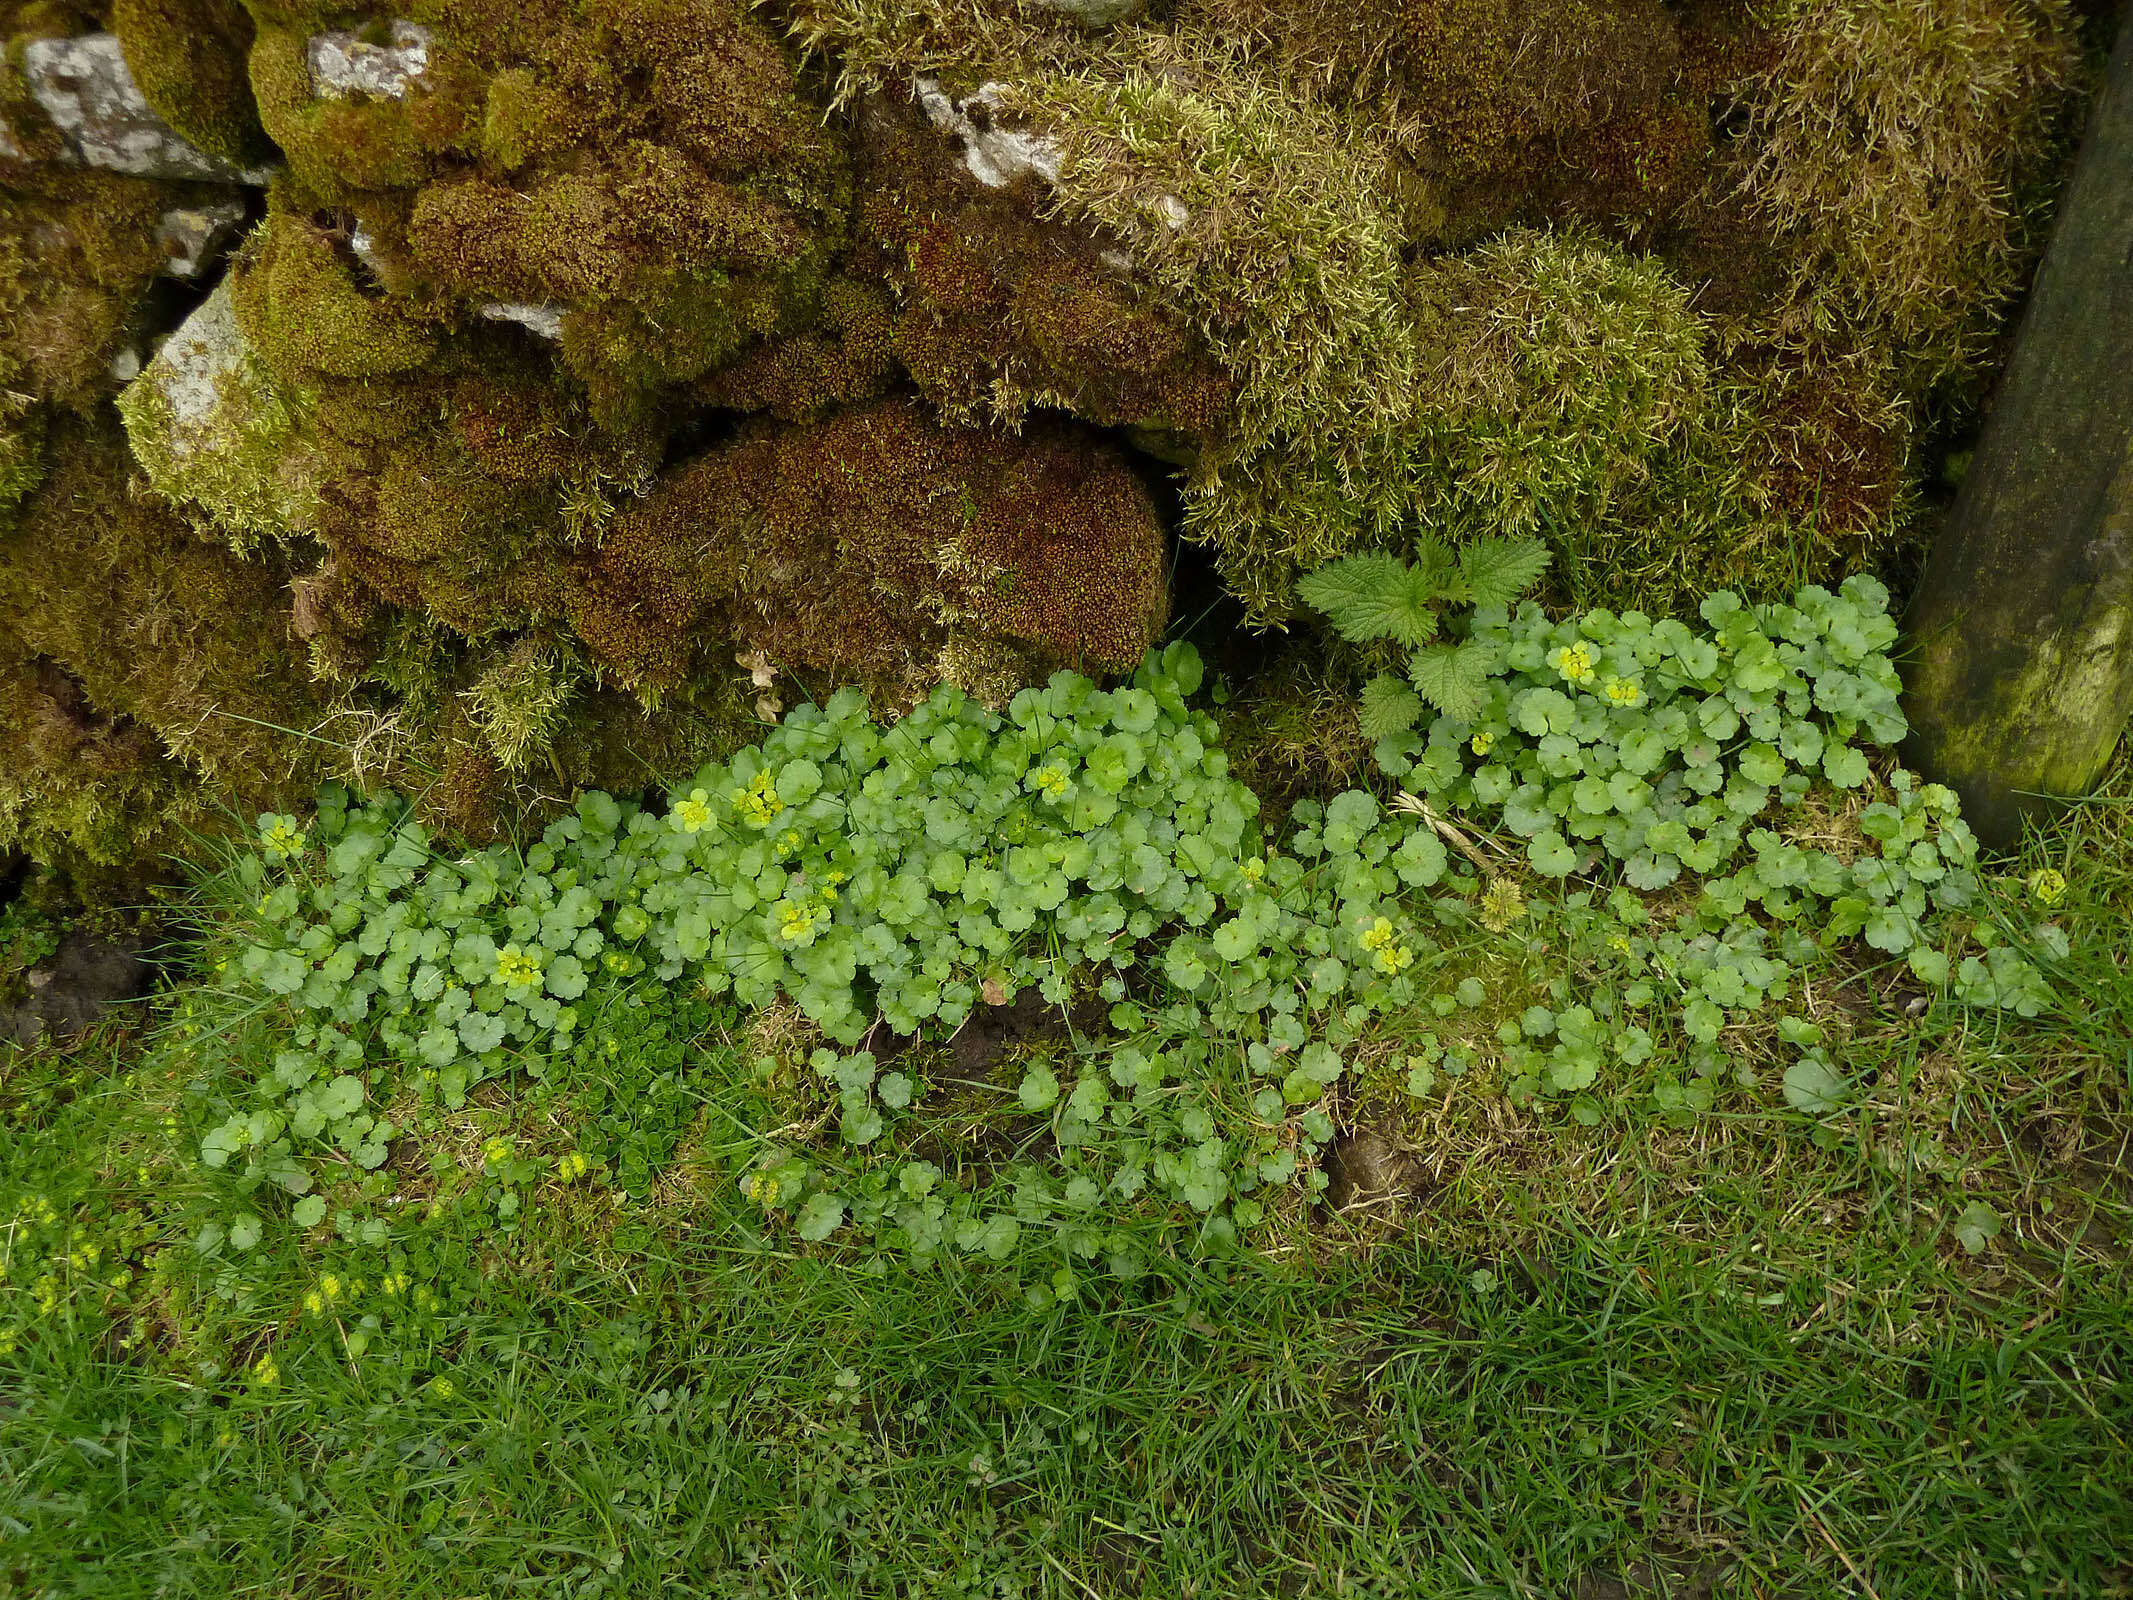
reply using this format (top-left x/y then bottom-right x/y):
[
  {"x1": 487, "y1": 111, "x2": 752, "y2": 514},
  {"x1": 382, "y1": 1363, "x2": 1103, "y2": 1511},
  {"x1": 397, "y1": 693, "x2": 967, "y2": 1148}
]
[
  {"x1": 244, "y1": 0, "x2": 850, "y2": 420},
  {"x1": 0, "y1": 415, "x2": 335, "y2": 865},
  {"x1": 112, "y1": 0, "x2": 275, "y2": 167},
  {"x1": 693, "y1": 273, "x2": 898, "y2": 420},
  {"x1": 1724, "y1": 0, "x2": 2085, "y2": 391},
  {"x1": 0, "y1": 394, "x2": 42, "y2": 516},
  {"x1": 565, "y1": 398, "x2": 1166, "y2": 697},
  {"x1": 0, "y1": 647, "x2": 203, "y2": 872},
  {"x1": 1001, "y1": 51, "x2": 1416, "y2": 612},
  {"x1": 848, "y1": 88, "x2": 1232, "y2": 434},
  {"x1": 248, "y1": 21, "x2": 482, "y2": 199},
  {"x1": 229, "y1": 203, "x2": 449, "y2": 378},
  {"x1": 461, "y1": 632, "x2": 583, "y2": 771},
  {"x1": 1388, "y1": 0, "x2": 1683, "y2": 179},
  {"x1": 0, "y1": 168, "x2": 178, "y2": 412}
]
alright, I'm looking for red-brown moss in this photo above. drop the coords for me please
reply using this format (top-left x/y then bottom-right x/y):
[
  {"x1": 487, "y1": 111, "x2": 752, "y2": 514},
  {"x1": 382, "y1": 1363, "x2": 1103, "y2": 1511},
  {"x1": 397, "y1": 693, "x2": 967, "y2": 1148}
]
[
  {"x1": 851, "y1": 89, "x2": 1234, "y2": 435},
  {"x1": 565, "y1": 397, "x2": 1166, "y2": 696}
]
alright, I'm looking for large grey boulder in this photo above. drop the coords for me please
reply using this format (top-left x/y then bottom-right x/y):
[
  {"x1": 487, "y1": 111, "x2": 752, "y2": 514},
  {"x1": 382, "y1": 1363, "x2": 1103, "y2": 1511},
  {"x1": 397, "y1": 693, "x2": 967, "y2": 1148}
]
[{"x1": 18, "y1": 34, "x2": 272, "y2": 182}]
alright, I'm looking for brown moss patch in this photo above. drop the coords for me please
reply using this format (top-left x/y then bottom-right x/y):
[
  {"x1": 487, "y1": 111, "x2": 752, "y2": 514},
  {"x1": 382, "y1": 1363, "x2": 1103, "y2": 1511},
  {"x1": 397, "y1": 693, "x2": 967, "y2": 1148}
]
[{"x1": 567, "y1": 397, "x2": 1167, "y2": 697}]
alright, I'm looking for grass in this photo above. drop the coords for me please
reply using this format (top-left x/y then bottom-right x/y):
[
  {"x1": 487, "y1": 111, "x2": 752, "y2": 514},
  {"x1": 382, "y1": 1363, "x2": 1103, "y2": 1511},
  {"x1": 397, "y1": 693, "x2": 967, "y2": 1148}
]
[{"x1": 4, "y1": 754, "x2": 2132, "y2": 1598}]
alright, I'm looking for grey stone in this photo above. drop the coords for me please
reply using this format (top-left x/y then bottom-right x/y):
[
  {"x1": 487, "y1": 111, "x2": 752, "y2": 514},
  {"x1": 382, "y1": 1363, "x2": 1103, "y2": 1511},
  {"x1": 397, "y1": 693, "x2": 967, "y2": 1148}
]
[
  {"x1": 477, "y1": 301, "x2": 567, "y2": 341},
  {"x1": 156, "y1": 199, "x2": 248, "y2": 279},
  {"x1": 21, "y1": 34, "x2": 271, "y2": 182},
  {"x1": 118, "y1": 277, "x2": 327, "y2": 541},
  {"x1": 307, "y1": 21, "x2": 433, "y2": 100},
  {"x1": 914, "y1": 76, "x2": 1063, "y2": 190}
]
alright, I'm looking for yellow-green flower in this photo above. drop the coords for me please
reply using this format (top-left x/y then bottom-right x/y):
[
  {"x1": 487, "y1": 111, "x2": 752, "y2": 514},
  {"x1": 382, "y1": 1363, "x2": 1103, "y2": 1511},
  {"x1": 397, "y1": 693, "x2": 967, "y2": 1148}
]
[
  {"x1": 2029, "y1": 868, "x2": 2067, "y2": 906},
  {"x1": 252, "y1": 1353, "x2": 280, "y2": 1387},
  {"x1": 1602, "y1": 676, "x2": 1644, "y2": 708},
  {"x1": 734, "y1": 768, "x2": 781, "y2": 828},
  {"x1": 672, "y1": 788, "x2": 713, "y2": 833},
  {"x1": 262, "y1": 819, "x2": 306, "y2": 858},
  {"x1": 741, "y1": 1171, "x2": 782, "y2": 1206},
  {"x1": 495, "y1": 943, "x2": 543, "y2": 989},
  {"x1": 1359, "y1": 916, "x2": 1414, "y2": 973},
  {"x1": 482, "y1": 1136, "x2": 513, "y2": 1168},
  {"x1": 776, "y1": 902, "x2": 823, "y2": 944},
  {"x1": 557, "y1": 1151, "x2": 592, "y2": 1182},
  {"x1": 1029, "y1": 764, "x2": 1070, "y2": 798},
  {"x1": 1551, "y1": 642, "x2": 1597, "y2": 686},
  {"x1": 1471, "y1": 729, "x2": 1495, "y2": 756}
]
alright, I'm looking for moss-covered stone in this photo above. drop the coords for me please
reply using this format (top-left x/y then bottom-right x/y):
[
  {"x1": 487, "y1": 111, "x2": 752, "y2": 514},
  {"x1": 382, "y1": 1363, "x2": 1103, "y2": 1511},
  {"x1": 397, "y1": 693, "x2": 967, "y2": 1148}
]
[
  {"x1": 111, "y1": 0, "x2": 274, "y2": 166},
  {"x1": 567, "y1": 397, "x2": 1168, "y2": 699},
  {"x1": 117, "y1": 274, "x2": 327, "y2": 544},
  {"x1": 0, "y1": 414, "x2": 335, "y2": 865}
]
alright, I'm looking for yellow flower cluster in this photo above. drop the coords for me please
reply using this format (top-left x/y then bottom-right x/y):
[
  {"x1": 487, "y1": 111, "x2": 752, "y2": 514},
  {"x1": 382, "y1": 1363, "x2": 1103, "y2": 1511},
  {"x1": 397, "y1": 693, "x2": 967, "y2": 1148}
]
[
  {"x1": 557, "y1": 1151, "x2": 593, "y2": 1182},
  {"x1": 263, "y1": 820, "x2": 307, "y2": 858},
  {"x1": 482, "y1": 1136, "x2": 514, "y2": 1168},
  {"x1": 1551, "y1": 642, "x2": 1597, "y2": 685},
  {"x1": 253, "y1": 1353, "x2": 280, "y2": 1386},
  {"x1": 1360, "y1": 916, "x2": 1414, "y2": 975},
  {"x1": 1602, "y1": 676, "x2": 1644, "y2": 707},
  {"x1": 774, "y1": 827, "x2": 804, "y2": 859},
  {"x1": 776, "y1": 901, "x2": 825, "y2": 944},
  {"x1": 1030, "y1": 764, "x2": 1070, "y2": 798},
  {"x1": 2029, "y1": 868, "x2": 2067, "y2": 906},
  {"x1": 672, "y1": 788, "x2": 713, "y2": 833},
  {"x1": 740, "y1": 1171, "x2": 782, "y2": 1206},
  {"x1": 495, "y1": 943, "x2": 543, "y2": 989},
  {"x1": 734, "y1": 768, "x2": 781, "y2": 828},
  {"x1": 1471, "y1": 730, "x2": 1495, "y2": 756}
]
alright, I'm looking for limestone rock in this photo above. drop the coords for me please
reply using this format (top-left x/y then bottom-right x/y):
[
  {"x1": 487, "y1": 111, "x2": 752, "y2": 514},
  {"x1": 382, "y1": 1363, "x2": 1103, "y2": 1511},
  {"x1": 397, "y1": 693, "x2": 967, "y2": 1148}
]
[
  {"x1": 117, "y1": 278, "x2": 324, "y2": 543},
  {"x1": 477, "y1": 301, "x2": 567, "y2": 341},
  {"x1": 914, "y1": 76, "x2": 1062, "y2": 190},
  {"x1": 20, "y1": 34, "x2": 271, "y2": 182},
  {"x1": 156, "y1": 199, "x2": 248, "y2": 279},
  {"x1": 306, "y1": 21, "x2": 434, "y2": 101}
]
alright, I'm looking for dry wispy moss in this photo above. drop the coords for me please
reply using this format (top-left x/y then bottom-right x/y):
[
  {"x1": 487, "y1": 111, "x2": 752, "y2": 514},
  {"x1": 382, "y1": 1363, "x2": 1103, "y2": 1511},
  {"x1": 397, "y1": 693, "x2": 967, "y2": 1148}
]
[{"x1": 1724, "y1": 0, "x2": 2086, "y2": 388}]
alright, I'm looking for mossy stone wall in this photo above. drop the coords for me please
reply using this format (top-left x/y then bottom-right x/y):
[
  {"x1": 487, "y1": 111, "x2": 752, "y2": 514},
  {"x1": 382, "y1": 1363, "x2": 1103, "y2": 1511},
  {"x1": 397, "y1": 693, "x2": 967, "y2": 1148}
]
[{"x1": 0, "y1": 0, "x2": 2115, "y2": 880}]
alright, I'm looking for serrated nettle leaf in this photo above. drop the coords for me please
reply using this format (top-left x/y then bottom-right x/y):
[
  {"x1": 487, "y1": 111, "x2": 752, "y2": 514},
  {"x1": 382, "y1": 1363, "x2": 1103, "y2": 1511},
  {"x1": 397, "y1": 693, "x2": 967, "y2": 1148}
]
[
  {"x1": 1297, "y1": 553, "x2": 1446, "y2": 646},
  {"x1": 1358, "y1": 674, "x2": 1424, "y2": 740}
]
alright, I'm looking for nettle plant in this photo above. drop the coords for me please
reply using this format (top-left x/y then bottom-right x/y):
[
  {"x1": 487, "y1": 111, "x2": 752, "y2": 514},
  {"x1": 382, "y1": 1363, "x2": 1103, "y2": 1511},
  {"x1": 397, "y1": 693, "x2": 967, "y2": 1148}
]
[
  {"x1": 1297, "y1": 534, "x2": 1556, "y2": 728},
  {"x1": 1329, "y1": 571, "x2": 2051, "y2": 1110}
]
